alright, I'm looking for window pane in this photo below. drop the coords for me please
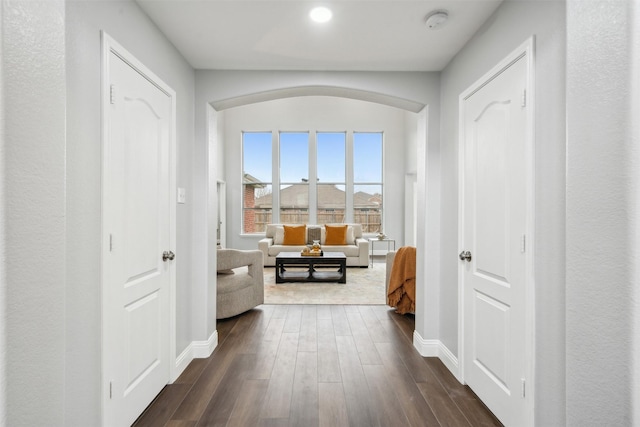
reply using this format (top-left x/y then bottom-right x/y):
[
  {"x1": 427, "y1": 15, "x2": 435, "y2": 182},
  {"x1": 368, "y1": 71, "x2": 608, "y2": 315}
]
[
  {"x1": 317, "y1": 132, "x2": 346, "y2": 223},
  {"x1": 354, "y1": 184, "x2": 382, "y2": 233},
  {"x1": 243, "y1": 183, "x2": 272, "y2": 233},
  {"x1": 318, "y1": 184, "x2": 345, "y2": 224},
  {"x1": 280, "y1": 184, "x2": 308, "y2": 225},
  {"x1": 243, "y1": 132, "x2": 272, "y2": 182},
  {"x1": 243, "y1": 132, "x2": 272, "y2": 233},
  {"x1": 280, "y1": 132, "x2": 309, "y2": 183},
  {"x1": 354, "y1": 132, "x2": 382, "y2": 183},
  {"x1": 317, "y1": 132, "x2": 345, "y2": 183}
]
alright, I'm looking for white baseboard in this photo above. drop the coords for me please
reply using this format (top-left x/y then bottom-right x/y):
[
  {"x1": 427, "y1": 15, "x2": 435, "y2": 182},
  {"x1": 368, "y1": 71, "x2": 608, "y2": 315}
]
[
  {"x1": 413, "y1": 330, "x2": 462, "y2": 383},
  {"x1": 170, "y1": 331, "x2": 218, "y2": 382},
  {"x1": 174, "y1": 345, "x2": 193, "y2": 381},
  {"x1": 192, "y1": 330, "x2": 218, "y2": 359}
]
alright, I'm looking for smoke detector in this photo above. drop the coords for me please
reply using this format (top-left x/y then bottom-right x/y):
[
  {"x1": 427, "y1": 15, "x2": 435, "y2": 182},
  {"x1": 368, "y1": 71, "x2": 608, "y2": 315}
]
[{"x1": 425, "y1": 10, "x2": 449, "y2": 30}]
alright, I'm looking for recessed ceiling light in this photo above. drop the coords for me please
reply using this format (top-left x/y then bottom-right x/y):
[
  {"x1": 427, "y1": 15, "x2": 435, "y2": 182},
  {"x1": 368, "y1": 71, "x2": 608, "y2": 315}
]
[{"x1": 310, "y1": 6, "x2": 332, "y2": 23}]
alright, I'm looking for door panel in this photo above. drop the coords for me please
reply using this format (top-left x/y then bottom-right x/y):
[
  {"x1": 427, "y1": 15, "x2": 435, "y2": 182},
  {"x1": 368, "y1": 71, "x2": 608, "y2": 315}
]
[
  {"x1": 474, "y1": 103, "x2": 510, "y2": 283},
  {"x1": 473, "y1": 291, "x2": 509, "y2": 393},
  {"x1": 124, "y1": 292, "x2": 161, "y2": 396},
  {"x1": 123, "y1": 100, "x2": 162, "y2": 280},
  {"x1": 461, "y1": 52, "x2": 529, "y2": 426}
]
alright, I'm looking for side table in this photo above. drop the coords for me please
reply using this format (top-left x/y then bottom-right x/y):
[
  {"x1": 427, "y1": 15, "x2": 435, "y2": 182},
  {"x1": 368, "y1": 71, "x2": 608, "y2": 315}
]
[{"x1": 368, "y1": 238, "x2": 396, "y2": 266}]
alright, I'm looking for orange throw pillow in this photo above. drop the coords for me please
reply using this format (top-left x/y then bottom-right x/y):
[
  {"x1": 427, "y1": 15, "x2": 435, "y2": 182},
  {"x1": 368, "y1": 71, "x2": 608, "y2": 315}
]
[
  {"x1": 325, "y1": 224, "x2": 348, "y2": 245},
  {"x1": 283, "y1": 225, "x2": 306, "y2": 245}
]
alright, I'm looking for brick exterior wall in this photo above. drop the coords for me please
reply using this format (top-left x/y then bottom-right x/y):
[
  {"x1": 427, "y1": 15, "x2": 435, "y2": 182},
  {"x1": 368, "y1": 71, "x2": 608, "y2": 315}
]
[{"x1": 243, "y1": 185, "x2": 256, "y2": 233}]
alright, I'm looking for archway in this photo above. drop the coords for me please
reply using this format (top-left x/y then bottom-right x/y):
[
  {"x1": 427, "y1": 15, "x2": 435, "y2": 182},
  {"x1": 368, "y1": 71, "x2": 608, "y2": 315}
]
[{"x1": 206, "y1": 85, "x2": 432, "y2": 346}]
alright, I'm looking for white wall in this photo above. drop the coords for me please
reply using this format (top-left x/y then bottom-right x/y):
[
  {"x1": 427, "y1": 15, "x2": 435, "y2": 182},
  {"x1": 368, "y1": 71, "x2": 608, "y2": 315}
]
[
  {"x1": 217, "y1": 111, "x2": 226, "y2": 181},
  {"x1": 566, "y1": 1, "x2": 639, "y2": 424},
  {"x1": 633, "y1": 4, "x2": 640, "y2": 423},
  {"x1": 403, "y1": 112, "x2": 418, "y2": 246},
  {"x1": 404, "y1": 112, "x2": 418, "y2": 174},
  {"x1": 4, "y1": 0, "x2": 66, "y2": 423},
  {"x1": 2, "y1": 1, "x2": 67, "y2": 425},
  {"x1": 0, "y1": 4, "x2": 5, "y2": 424},
  {"x1": 65, "y1": 0, "x2": 195, "y2": 424},
  {"x1": 221, "y1": 96, "x2": 408, "y2": 251},
  {"x1": 439, "y1": 1, "x2": 566, "y2": 425}
]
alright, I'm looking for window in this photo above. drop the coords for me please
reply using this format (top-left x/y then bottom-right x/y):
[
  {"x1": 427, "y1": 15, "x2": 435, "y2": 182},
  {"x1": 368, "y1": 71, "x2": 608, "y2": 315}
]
[
  {"x1": 353, "y1": 132, "x2": 383, "y2": 233},
  {"x1": 242, "y1": 132, "x2": 272, "y2": 233},
  {"x1": 242, "y1": 130, "x2": 384, "y2": 233},
  {"x1": 317, "y1": 132, "x2": 346, "y2": 224},
  {"x1": 279, "y1": 132, "x2": 309, "y2": 225}
]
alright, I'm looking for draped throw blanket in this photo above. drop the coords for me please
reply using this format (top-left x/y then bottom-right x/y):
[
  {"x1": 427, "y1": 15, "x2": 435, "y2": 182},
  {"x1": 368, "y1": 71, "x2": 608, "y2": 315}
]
[{"x1": 387, "y1": 246, "x2": 416, "y2": 314}]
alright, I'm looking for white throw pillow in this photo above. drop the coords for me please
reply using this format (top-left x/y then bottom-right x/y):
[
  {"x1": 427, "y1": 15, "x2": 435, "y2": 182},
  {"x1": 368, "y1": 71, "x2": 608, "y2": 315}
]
[
  {"x1": 346, "y1": 226, "x2": 355, "y2": 245},
  {"x1": 274, "y1": 226, "x2": 285, "y2": 245}
]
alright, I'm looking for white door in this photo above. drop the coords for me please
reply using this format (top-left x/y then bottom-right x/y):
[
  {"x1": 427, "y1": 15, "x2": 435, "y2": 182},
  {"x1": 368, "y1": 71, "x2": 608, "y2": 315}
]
[
  {"x1": 103, "y1": 38, "x2": 175, "y2": 427},
  {"x1": 460, "y1": 48, "x2": 531, "y2": 426}
]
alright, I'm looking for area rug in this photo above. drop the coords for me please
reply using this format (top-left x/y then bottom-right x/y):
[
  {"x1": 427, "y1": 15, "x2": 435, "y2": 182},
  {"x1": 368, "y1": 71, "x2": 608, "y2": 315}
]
[{"x1": 263, "y1": 262, "x2": 387, "y2": 305}]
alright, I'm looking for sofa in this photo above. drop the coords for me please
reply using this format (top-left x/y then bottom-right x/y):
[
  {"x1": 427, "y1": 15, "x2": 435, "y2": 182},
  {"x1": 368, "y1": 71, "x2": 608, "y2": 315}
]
[
  {"x1": 216, "y1": 249, "x2": 264, "y2": 319},
  {"x1": 258, "y1": 223, "x2": 370, "y2": 267}
]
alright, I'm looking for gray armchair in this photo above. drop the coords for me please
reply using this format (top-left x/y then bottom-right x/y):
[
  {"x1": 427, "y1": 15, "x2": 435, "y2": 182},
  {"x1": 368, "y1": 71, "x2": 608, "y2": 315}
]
[{"x1": 216, "y1": 249, "x2": 264, "y2": 319}]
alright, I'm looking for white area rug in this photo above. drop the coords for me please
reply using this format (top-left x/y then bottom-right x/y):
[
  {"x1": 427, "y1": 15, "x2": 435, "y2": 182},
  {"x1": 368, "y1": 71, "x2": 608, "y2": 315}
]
[{"x1": 263, "y1": 262, "x2": 387, "y2": 305}]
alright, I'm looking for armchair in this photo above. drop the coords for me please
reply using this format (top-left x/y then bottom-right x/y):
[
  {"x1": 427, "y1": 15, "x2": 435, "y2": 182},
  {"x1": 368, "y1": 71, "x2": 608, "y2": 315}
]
[{"x1": 216, "y1": 249, "x2": 264, "y2": 319}]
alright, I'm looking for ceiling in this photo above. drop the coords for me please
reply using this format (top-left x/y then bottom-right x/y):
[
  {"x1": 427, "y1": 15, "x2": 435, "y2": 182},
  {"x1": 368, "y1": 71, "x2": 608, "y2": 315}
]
[{"x1": 136, "y1": 0, "x2": 503, "y2": 72}]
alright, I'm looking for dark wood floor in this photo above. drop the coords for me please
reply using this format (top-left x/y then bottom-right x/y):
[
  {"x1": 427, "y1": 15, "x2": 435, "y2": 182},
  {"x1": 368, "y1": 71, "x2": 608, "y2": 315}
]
[{"x1": 133, "y1": 305, "x2": 501, "y2": 427}]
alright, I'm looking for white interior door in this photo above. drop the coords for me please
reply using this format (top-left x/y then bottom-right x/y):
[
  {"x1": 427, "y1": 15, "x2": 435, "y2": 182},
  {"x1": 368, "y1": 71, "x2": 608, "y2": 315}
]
[
  {"x1": 103, "y1": 36, "x2": 176, "y2": 427},
  {"x1": 460, "y1": 48, "x2": 531, "y2": 426}
]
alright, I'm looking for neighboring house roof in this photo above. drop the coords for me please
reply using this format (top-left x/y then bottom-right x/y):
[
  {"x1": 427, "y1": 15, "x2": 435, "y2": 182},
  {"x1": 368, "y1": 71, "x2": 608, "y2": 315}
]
[
  {"x1": 354, "y1": 191, "x2": 381, "y2": 208},
  {"x1": 243, "y1": 173, "x2": 266, "y2": 187},
  {"x1": 254, "y1": 184, "x2": 380, "y2": 209}
]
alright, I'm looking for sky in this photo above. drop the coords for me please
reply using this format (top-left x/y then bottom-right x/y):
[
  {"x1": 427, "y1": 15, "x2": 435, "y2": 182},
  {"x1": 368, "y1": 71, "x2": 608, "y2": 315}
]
[{"x1": 243, "y1": 131, "x2": 383, "y2": 185}]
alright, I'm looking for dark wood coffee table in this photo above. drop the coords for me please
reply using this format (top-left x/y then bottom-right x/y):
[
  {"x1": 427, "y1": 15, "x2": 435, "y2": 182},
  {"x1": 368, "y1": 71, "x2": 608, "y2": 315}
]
[{"x1": 275, "y1": 251, "x2": 347, "y2": 284}]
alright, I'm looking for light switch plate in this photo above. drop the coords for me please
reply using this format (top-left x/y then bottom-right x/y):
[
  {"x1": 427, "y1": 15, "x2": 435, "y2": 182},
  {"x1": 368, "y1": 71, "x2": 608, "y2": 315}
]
[{"x1": 177, "y1": 187, "x2": 186, "y2": 204}]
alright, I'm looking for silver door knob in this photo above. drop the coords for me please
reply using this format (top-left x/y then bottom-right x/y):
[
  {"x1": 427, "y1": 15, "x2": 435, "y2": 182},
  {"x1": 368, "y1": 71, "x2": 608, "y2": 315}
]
[
  {"x1": 459, "y1": 250, "x2": 472, "y2": 262},
  {"x1": 162, "y1": 251, "x2": 175, "y2": 262}
]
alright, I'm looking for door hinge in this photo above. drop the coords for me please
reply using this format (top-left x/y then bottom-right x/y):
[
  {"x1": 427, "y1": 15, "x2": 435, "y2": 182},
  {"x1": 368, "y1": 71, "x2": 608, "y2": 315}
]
[
  {"x1": 521, "y1": 234, "x2": 526, "y2": 253},
  {"x1": 521, "y1": 89, "x2": 527, "y2": 108},
  {"x1": 109, "y1": 234, "x2": 113, "y2": 252},
  {"x1": 521, "y1": 378, "x2": 526, "y2": 398},
  {"x1": 109, "y1": 381, "x2": 113, "y2": 399},
  {"x1": 110, "y1": 84, "x2": 116, "y2": 104}
]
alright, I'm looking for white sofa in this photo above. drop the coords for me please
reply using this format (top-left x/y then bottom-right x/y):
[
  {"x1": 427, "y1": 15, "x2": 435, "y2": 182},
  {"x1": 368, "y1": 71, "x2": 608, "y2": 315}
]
[{"x1": 258, "y1": 223, "x2": 370, "y2": 267}]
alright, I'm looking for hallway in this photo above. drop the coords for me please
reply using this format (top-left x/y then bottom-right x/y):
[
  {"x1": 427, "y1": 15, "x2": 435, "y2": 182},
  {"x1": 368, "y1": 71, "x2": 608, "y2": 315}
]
[{"x1": 134, "y1": 305, "x2": 501, "y2": 426}]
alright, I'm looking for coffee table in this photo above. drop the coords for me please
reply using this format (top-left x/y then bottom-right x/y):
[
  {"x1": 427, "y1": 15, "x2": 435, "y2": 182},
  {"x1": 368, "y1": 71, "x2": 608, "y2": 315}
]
[{"x1": 275, "y1": 251, "x2": 347, "y2": 284}]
